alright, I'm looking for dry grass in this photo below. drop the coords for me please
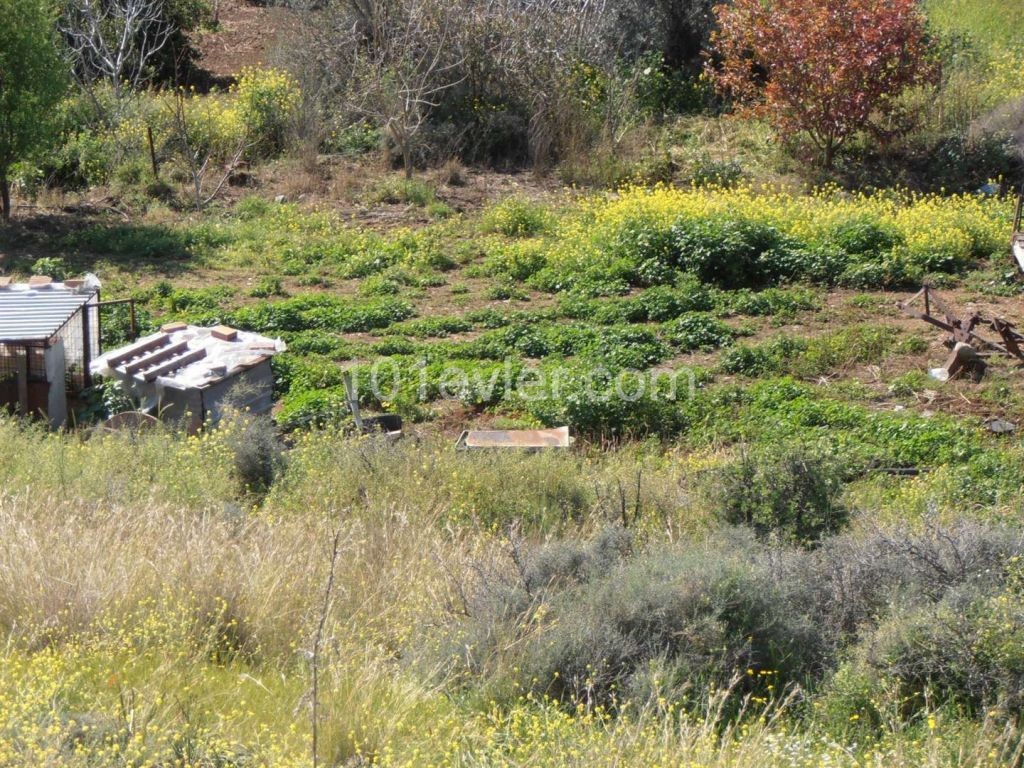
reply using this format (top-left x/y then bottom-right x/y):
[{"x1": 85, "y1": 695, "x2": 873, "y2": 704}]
[{"x1": 0, "y1": 417, "x2": 1020, "y2": 765}]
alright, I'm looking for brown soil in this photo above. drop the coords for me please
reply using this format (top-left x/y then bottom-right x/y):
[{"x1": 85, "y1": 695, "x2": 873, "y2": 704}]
[{"x1": 194, "y1": 0, "x2": 299, "y2": 81}]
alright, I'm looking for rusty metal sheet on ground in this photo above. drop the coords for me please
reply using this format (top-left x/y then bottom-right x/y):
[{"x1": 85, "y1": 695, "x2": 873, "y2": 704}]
[{"x1": 456, "y1": 426, "x2": 572, "y2": 450}]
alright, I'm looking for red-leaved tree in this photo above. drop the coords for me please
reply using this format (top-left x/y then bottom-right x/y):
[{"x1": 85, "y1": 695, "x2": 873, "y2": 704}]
[{"x1": 707, "y1": 0, "x2": 938, "y2": 168}]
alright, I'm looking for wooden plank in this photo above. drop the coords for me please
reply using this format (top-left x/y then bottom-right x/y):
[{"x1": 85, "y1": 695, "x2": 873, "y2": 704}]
[
  {"x1": 122, "y1": 340, "x2": 190, "y2": 375},
  {"x1": 142, "y1": 348, "x2": 206, "y2": 382},
  {"x1": 106, "y1": 334, "x2": 171, "y2": 368}
]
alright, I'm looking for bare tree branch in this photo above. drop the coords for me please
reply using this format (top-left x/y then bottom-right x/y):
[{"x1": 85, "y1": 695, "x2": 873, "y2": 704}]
[
  {"x1": 165, "y1": 91, "x2": 251, "y2": 210},
  {"x1": 60, "y1": 0, "x2": 174, "y2": 106}
]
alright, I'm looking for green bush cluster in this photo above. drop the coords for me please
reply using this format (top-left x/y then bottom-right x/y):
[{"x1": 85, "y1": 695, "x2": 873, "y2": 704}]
[
  {"x1": 661, "y1": 313, "x2": 733, "y2": 351},
  {"x1": 379, "y1": 315, "x2": 474, "y2": 338},
  {"x1": 481, "y1": 198, "x2": 551, "y2": 237},
  {"x1": 437, "y1": 521, "x2": 1024, "y2": 726},
  {"x1": 716, "y1": 286, "x2": 819, "y2": 317},
  {"x1": 679, "y1": 378, "x2": 984, "y2": 468},
  {"x1": 511, "y1": 363, "x2": 690, "y2": 439},
  {"x1": 720, "y1": 325, "x2": 924, "y2": 379},
  {"x1": 275, "y1": 388, "x2": 351, "y2": 431},
  {"x1": 228, "y1": 295, "x2": 414, "y2": 334},
  {"x1": 708, "y1": 445, "x2": 848, "y2": 545},
  {"x1": 524, "y1": 189, "x2": 1007, "y2": 298}
]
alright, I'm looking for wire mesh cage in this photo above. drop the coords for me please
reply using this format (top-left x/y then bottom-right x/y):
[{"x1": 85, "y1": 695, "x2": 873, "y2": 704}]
[{"x1": 0, "y1": 287, "x2": 100, "y2": 421}]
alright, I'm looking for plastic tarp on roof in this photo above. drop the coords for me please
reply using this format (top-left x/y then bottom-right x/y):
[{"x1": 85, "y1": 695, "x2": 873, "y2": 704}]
[
  {"x1": 91, "y1": 325, "x2": 286, "y2": 419},
  {"x1": 91, "y1": 325, "x2": 286, "y2": 389}
]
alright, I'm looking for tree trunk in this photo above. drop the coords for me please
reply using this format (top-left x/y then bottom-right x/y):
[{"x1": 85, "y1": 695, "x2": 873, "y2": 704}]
[
  {"x1": 402, "y1": 144, "x2": 413, "y2": 180},
  {"x1": 0, "y1": 173, "x2": 10, "y2": 223},
  {"x1": 823, "y1": 139, "x2": 836, "y2": 170}
]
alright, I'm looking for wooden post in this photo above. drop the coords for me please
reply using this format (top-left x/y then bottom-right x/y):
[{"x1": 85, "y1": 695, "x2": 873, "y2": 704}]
[
  {"x1": 342, "y1": 371, "x2": 363, "y2": 432},
  {"x1": 15, "y1": 349, "x2": 27, "y2": 415},
  {"x1": 147, "y1": 126, "x2": 160, "y2": 181}
]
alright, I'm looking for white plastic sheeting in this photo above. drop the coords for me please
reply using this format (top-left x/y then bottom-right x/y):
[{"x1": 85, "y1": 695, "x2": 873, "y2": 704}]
[{"x1": 91, "y1": 325, "x2": 286, "y2": 392}]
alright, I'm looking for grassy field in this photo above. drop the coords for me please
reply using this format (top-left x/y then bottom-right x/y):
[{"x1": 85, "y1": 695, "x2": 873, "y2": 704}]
[
  {"x1": 925, "y1": 0, "x2": 1024, "y2": 48},
  {"x1": 2, "y1": 0, "x2": 1024, "y2": 760},
  {"x1": 2, "y1": 178, "x2": 1024, "y2": 765},
  {"x1": 1, "y1": 416, "x2": 1024, "y2": 766}
]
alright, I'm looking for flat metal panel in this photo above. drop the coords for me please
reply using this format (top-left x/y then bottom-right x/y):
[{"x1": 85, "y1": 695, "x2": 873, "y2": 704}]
[{"x1": 457, "y1": 426, "x2": 573, "y2": 449}]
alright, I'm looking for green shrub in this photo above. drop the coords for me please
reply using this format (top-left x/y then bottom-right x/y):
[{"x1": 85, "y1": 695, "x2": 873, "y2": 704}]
[
  {"x1": 276, "y1": 387, "x2": 350, "y2": 431},
  {"x1": 52, "y1": 129, "x2": 115, "y2": 188},
  {"x1": 359, "y1": 274, "x2": 404, "y2": 296},
  {"x1": 279, "y1": 354, "x2": 345, "y2": 392},
  {"x1": 888, "y1": 370, "x2": 929, "y2": 397},
  {"x1": 483, "y1": 240, "x2": 548, "y2": 280},
  {"x1": 719, "y1": 336, "x2": 807, "y2": 377},
  {"x1": 828, "y1": 214, "x2": 902, "y2": 258},
  {"x1": 324, "y1": 121, "x2": 380, "y2": 156},
  {"x1": 65, "y1": 222, "x2": 225, "y2": 261},
  {"x1": 481, "y1": 198, "x2": 550, "y2": 237},
  {"x1": 485, "y1": 280, "x2": 529, "y2": 301},
  {"x1": 689, "y1": 158, "x2": 744, "y2": 187},
  {"x1": 225, "y1": 412, "x2": 287, "y2": 495},
  {"x1": 234, "y1": 67, "x2": 300, "y2": 157},
  {"x1": 661, "y1": 313, "x2": 733, "y2": 351},
  {"x1": 598, "y1": 280, "x2": 716, "y2": 324},
  {"x1": 381, "y1": 315, "x2": 474, "y2": 338},
  {"x1": 670, "y1": 218, "x2": 797, "y2": 289},
  {"x1": 837, "y1": 255, "x2": 916, "y2": 289},
  {"x1": 100, "y1": 302, "x2": 154, "y2": 348},
  {"x1": 705, "y1": 445, "x2": 849, "y2": 545},
  {"x1": 484, "y1": 322, "x2": 668, "y2": 369},
  {"x1": 446, "y1": 529, "x2": 824, "y2": 712},
  {"x1": 580, "y1": 326, "x2": 669, "y2": 369},
  {"x1": 370, "y1": 178, "x2": 437, "y2": 207},
  {"x1": 31, "y1": 256, "x2": 71, "y2": 281},
  {"x1": 794, "y1": 325, "x2": 899, "y2": 377},
  {"x1": 229, "y1": 295, "x2": 414, "y2": 333},
  {"x1": 148, "y1": 285, "x2": 235, "y2": 317},
  {"x1": 822, "y1": 555, "x2": 1024, "y2": 726},
  {"x1": 250, "y1": 276, "x2": 287, "y2": 298},
  {"x1": 280, "y1": 330, "x2": 357, "y2": 359},
  {"x1": 234, "y1": 195, "x2": 273, "y2": 220},
  {"x1": 675, "y1": 377, "x2": 984, "y2": 468},
  {"x1": 718, "y1": 287, "x2": 819, "y2": 318},
  {"x1": 370, "y1": 338, "x2": 424, "y2": 357},
  {"x1": 463, "y1": 308, "x2": 517, "y2": 329},
  {"x1": 75, "y1": 377, "x2": 137, "y2": 423},
  {"x1": 515, "y1": 364, "x2": 688, "y2": 439}
]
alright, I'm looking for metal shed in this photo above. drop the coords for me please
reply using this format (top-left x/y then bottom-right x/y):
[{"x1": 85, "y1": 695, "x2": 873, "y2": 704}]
[
  {"x1": 0, "y1": 277, "x2": 100, "y2": 426},
  {"x1": 91, "y1": 323, "x2": 285, "y2": 432}
]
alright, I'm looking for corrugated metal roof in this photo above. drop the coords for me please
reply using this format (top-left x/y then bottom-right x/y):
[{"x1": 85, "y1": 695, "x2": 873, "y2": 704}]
[{"x1": 0, "y1": 285, "x2": 96, "y2": 343}]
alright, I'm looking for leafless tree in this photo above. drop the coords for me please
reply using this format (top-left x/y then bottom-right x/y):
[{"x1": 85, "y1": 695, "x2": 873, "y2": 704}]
[
  {"x1": 60, "y1": 0, "x2": 173, "y2": 105},
  {"x1": 165, "y1": 92, "x2": 249, "y2": 210},
  {"x1": 290, "y1": 0, "x2": 617, "y2": 171},
  {"x1": 334, "y1": 0, "x2": 466, "y2": 178}
]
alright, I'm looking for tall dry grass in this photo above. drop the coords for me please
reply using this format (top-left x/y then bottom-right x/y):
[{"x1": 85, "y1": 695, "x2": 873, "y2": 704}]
[{"x1": 0, "y1": 416, "x2": 1020, "y2": 765}]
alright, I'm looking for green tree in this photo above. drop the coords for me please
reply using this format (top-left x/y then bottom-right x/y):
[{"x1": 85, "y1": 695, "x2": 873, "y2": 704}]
[{"x1": 0, "y1": 0, "x2": 66, "y2": 222}]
